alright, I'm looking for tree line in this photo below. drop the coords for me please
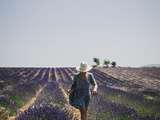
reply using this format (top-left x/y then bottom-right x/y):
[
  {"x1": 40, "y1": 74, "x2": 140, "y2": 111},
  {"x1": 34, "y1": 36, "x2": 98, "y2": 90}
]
[{"x1": 93, "y1": 58, "x2": 116, "y2": 68}]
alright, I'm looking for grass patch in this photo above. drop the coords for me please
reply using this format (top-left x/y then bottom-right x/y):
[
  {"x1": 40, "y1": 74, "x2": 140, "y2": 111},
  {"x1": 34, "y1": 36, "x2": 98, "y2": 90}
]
[
  {"x1": 5, "y1": 106, "x2": 16, "y2": 116},
  {"x1": 88, "y1": 111, "x2": 133, "y2": 120},
  {"x1": 97, "y1": 111, "x2": 111, "y2": 120},
  {"x1": 0, "y1": 95, "x2": 24, "y2": 116},
  {"x1": 102, "y1": 92, "x2": 160, "y2": 117},
  {"x1": 143, "y1": 95, "x2": 154, "y2": 100},
  {"x1": 114, "y1": 114, "x2": 133, "y2": 120},
  {"x1": 143, "y1": 92, "x2": 160, "y2": 102},
  {"x1": 88, "y1": 111, "x2": 112, "y2": 120},
  {"x1": 9, "y1": 95, "x2": 24, "y2": 108},
  {"x1": 0, "y1": 101, "x2": 16, "y2": 116},
  {"x1": 142, "y1": 90, "x2": 160, "y2": 98}
]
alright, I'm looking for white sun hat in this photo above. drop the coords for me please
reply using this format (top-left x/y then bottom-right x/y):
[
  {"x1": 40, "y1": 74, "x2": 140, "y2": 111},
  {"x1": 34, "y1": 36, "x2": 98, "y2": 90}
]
[{"x1": 76, "y1": 61, "x2": 92, "y2": 72}]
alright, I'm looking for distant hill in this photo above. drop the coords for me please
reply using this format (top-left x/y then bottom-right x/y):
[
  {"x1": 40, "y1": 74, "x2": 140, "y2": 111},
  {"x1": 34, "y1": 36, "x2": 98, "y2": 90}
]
[{"x1": 142, "y1": 64, "x2": 160, "y2": 68}]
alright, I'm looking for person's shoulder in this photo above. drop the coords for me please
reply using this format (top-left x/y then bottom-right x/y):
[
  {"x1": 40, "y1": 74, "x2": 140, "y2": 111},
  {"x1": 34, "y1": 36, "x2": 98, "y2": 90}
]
[
  {"x1": 73, "y1": 72, "x2": 80, "y2": 76},
  {"x1": 87, "y1": 72, "x2": 93, "y2": 76},
  {"x1": 73, "y1": 72, "x2": 80, "y2": 78},
  {"x1": 87, "y1": 72, "x2": 94, "y2": 78}
]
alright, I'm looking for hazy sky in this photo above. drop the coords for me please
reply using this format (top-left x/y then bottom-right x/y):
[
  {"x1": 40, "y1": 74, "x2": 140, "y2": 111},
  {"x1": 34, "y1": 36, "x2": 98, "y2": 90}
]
[{"x1": 0, "y1": 0, "x2": 160, "y2": 67}]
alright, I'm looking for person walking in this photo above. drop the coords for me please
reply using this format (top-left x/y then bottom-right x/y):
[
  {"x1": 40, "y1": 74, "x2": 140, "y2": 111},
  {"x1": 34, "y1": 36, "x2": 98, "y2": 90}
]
[{"x1": 68, "y1": 62, "x2": 98, "y2": 120}]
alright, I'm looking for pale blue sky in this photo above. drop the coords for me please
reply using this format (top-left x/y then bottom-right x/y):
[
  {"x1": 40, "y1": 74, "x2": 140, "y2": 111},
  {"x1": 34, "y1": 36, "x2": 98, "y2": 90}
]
[{"x1": 0, "y1": 0, "x2": 160, "y2": 67}]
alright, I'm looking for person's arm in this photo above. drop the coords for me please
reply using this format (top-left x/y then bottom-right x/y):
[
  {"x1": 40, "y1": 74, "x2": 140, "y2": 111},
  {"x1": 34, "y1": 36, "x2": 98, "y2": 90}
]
[
  {"x1": 68, "y1": 75, "x2": 77, "y2": 94},
  {"x1": 71, "y1": 75, "x2": 77, "y2": 90},
  {"x1": 90, "y1": 73, "x2": 98, "y2": 93}
]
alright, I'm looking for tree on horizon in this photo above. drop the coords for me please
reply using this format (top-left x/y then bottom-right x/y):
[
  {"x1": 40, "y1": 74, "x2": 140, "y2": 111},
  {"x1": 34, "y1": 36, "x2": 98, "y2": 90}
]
[{"x1": 93, "y1": 58, "x2": 100, "y2": 67}]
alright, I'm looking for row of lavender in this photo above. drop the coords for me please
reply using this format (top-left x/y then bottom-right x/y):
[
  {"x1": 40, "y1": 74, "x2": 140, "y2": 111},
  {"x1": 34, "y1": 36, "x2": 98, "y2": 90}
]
[
  {"x1": 16, "y1": 67, "x2": 76, "y2": 120},
  {"x1": 0, "y1": 67, "x2": 57, "y2": 118}
]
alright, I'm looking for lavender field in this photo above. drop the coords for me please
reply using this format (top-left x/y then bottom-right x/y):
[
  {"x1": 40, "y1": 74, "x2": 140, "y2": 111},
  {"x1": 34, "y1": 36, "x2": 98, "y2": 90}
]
[{"x1": 0, "y1": 67, "x2": 160, "y2": 120}]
